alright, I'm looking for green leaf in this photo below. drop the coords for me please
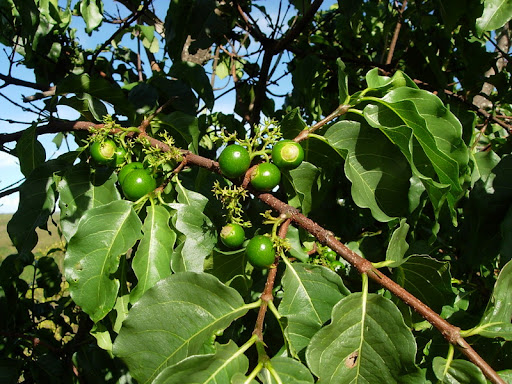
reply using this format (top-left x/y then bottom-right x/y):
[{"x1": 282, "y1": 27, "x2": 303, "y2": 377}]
[
  {"x1": 285, "y1": 226, "x2": 309, "y2": 262},
  {"x1": 58, "y1": 164, "x2": 120, "y2": 242},
  {"x1": 279, "y1": 262, "x2": 349, "y2": 358},
  {"x1": 57, "y1": 74, "x2": 135, "y2": 120},
  {"x1": 473, "y1": 260, "x2": 512, "y2": 340},
  {"x1": 170, "y1": 183, "x2": 217, "y2": 272},
  {"x1": 169, "y1": 61, "x2": 214, "y2": 110},
  {"x1": 153, "y1": 341, "x2": 249, "y2": 383},
  {"x1": 138, "y1": 25, "x2": 159, "y2": 53},
  {"x1": 79, "y1": 0, "x2": 103, "y2": 33},
  {"x1": 59, "y1": 94, "x2": 108, "y2": 122},
  {"x1": 433, "y1": 357, "x2": 486, "y2": 384},
  {"x1": 306, "y1": 293, "x2": 422, "y2": 383},
  {"x1": 363, "y1": 87, "x2": 469, "y2": 221},
  {"x1": 64, "y1": 200, "x2": 142, "y2": 322},
  {"x1": 130, "y1": 205, "x2": 176, "y2": 303},
  {"x1": 127, "y1": 82, "x2": 159, "y2": 115},
  {"x1": 337, "y1": 58, "x2": 349, "y2": 104},
  {"x1": 204, "y1": 248, "x2": 252, "y2": 296},
  {"x1": 394, "y1": 255, "x2": 455, "y2": 316},
  {"x1": 113, "y1": 272, "x2": 250, "y2": 384},
  {"x1": 15, "y1": 125, "x2": 46, "y2": 177},
  {"x1": 258, "y1": 356, "x2": 314, "y2": 384},
  {"x1": 284, "y1": 161, "x2": 319, "y2": 217},
  {"x1": 476, "y1": 0, "x2": 512, "y2": 35},
  {"x1": 386, "y1": 218, "x2": 410, "y2": 268},
  {"x1": 496, "y1": 370, "x2": 512, "y2": 383},
  {"x1": 365, "y1": 68, "x2": 418, "y2": 94},
  {"x1": 153, "y1": 112, "x2": 200, "y2": 153},
  {"x1": 280, "y1": 108, "x2": 308, "y2": 139},
  {"x1": 471, "y1": 151, "x2": 501, "y2": 187},
  {"x1": 325, "y1": 119, "x2": 411, "y2": 221}
]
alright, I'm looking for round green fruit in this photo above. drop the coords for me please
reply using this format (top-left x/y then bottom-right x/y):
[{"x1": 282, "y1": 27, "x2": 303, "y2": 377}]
[
  {"x1": 90, "y1": 139, "x2": 116, "y2": 164},
  {"x1": 271, "y1": 140, "x2": 304, "y2": 169},
  {"x1": 246, "y1": 235, "x2": 276, "y2": 268},
  {"x1": 118, "y1": 162, "x2": 144, "y2": 184},
  {"x1": 250, "y1": 162, "x2": 281, "y2": 191},
  {"x1": 121, "y1": 169, "x2": 156, "y2": 201},
  {"x1": 114, "y1": 146, "x2": 128, "y2": 166},
  {"x1": 218, "y1": 144, "x2": 251, "y2": 178},
  {"x1": 220, "y1": 223, "x2": 245, "y2": 249}
]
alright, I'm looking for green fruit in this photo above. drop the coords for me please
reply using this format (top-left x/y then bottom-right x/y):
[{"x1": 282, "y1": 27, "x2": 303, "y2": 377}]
[
  {"x1": 218, "y1": 144, "x2": 251, "y2": 178},
  {"x1": 246, "y1": 235, "x2": 276, "y2": 268},
  {"x1": 121, "y1": 169, "x2": 156, "y2": 201},
  {"x1": 114, "y1": 146, "x2": 128, "y2": 166},
  {"x1": 220, "y1": 223, "x2": 245, "y2": 249},
  {"x1": 118, "y1": 162, "x2": 144, "y2": 184},
  {"x1": 271, "y1": 140, "x2": 304, "y2": 169},
  {"x1": 250, "y1": 162, "x2": 281, "y2": 191},
  {"x1": 90, "y1": 139, "x2": 116, "y2": 164}
]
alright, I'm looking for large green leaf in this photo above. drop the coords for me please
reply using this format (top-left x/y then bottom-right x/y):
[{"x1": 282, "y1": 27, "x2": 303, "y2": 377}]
[
  {"x1": 306, "y1": 293, "x2": 422, "y2": 383},
  {"x1": 64, "y1": 200, "x2": 142, "y2": 322},
  {"x1": 473, "y1": 260, "x2": 512, "y2": 340},
  {"x1": 394, "y1": 255, "x2": 455, "y2": 316},
  {"x1": 15, "y1": 125, "x2": 45, "y2": 177},
  {"x1": 279, "y1": 262, "x2": 349, "y2": 359},
  {"x1": 433, "y1": 357, "x2": 486, "y2": 384},
  {"x1": 113, "y1": 272, "x2": 251, "y2": 384},
  {"x1": 325, "y1": 119, "x2": 411, "y2": 221},
  {"x1": 58, "y1": 164, "x2": 120, "y2": 242},
  {"x1": 170, "y1": 182, "x2": 217, "y2": 272},
  {"x1": 130, "y1": 205, "x2": 176, "y2": 303},
  {"x1": 476, "y1": 0, "x2": 512, "y2": 34},
  {"x1": 258, "y1": 356, "x2": 314, "y2": 384},
  {"x1": 153, "y1": 341, "x2": 249, "y2": 384},
  {"x1": 363, "y1": 86, "x2": 468, "y2": 221}
]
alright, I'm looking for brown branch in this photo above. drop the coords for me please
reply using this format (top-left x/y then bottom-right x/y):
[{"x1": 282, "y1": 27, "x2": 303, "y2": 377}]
[
  {"x1": 253, "y1": 218, "x2": 291, "y2": 341},
  {"x1": 385, "y1": 0, "x2": 408, "y2": 65},
  {"x1": 0, "y1": 73, "x2": 49, "y2": 91}
]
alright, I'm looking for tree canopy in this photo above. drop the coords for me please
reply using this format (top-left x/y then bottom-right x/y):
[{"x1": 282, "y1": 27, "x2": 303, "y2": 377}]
[{"x1": 0, "y1": 1, "x2": 511, "y2": 383}]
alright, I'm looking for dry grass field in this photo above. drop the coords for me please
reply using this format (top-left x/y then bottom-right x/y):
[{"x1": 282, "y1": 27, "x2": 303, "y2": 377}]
[{"x1": 0, "y1": 214, "x2": 65, "y2": 264}]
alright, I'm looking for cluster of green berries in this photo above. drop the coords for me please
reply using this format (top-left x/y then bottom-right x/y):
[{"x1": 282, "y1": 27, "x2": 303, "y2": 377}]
[
  {"x1": 218, "y1": 139, "x2": 304, "y2": 191},
  {"x1": 90, "y1": 139, "x2": 156, "y2": 201},
  {"x1": 218, "y1": 140, "x2": 304, "y2": 268}
]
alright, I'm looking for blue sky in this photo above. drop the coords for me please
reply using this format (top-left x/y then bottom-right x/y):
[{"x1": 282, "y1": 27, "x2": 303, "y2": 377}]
[{"x1": 0, "y1": 0, "x2": 331, "y2": 213}]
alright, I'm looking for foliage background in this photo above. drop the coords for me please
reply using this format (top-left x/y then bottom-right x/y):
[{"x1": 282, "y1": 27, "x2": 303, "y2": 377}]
[{"x1": 0, "y1": 0, "x2": 511, "y2": 383}]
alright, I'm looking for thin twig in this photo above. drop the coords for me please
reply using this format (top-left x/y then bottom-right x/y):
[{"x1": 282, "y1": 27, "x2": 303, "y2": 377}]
[{"x1": 385, "y1": 0, "x2": 408, "y2": 65}]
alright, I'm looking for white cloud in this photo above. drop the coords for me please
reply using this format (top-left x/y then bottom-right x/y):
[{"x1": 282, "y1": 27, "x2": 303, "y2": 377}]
[{"x1": 0, "y1": 151, "x2": 18, "y2": 168}]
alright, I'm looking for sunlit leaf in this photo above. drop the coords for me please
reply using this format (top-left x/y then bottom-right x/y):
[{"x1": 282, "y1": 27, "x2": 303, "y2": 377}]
[
  {"x1": 433, "y1": 357, "x2": 486, "y2": 384},
  {"x1": 306, "y1": 292, "x2": 422, "y2": 383},
  {"x1": 64, "y1": 200, "x2": 142, "y2": 322},
  {"x1": 279, "y1": 262, "x2": 349, "y2": 358},
  {"x1": 130, "y1": 205, "x2": 176, "y2": 303},
  {"x1": 113, "y1": 272, "x2": 250, "y2": 384}
]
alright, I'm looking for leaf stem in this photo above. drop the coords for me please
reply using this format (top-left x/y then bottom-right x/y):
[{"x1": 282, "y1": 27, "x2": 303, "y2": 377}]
[
  {"x1": 244, "y1": 362, "x2": 264, "y2": 383},
  {"x1": 443, "y1": 344, "x2": 455, "y2": 378}
]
